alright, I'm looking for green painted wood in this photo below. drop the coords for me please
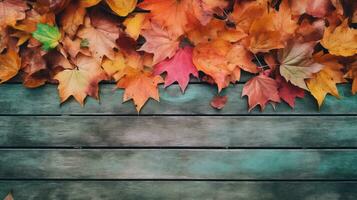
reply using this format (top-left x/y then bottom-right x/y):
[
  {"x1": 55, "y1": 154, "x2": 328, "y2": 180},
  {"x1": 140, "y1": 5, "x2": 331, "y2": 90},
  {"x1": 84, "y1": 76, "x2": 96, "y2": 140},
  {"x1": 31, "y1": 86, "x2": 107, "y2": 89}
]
[
  {"x1": 1, "y1": 116, "x2": 357, "y2": 147},
  {"x1": 0, "y1": 84, "x2": 356, "y2": 115},
  {"x1": 1, "y1": 149, "x2": 357, "y2": 179},
  {"x1": 0, "y1": 181, "x2": 356, "y2": 200}
]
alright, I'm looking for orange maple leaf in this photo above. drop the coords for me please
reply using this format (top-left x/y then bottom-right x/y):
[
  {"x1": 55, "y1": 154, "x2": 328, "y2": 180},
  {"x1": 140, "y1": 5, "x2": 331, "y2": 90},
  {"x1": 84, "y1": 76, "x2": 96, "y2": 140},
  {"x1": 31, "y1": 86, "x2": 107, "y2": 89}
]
[
  {"x1": 117, "y1": 68, "x2": 163, "y2": 112},
  {"x1": 193, "y1": 39, "x2": 258, "y2": 91}
]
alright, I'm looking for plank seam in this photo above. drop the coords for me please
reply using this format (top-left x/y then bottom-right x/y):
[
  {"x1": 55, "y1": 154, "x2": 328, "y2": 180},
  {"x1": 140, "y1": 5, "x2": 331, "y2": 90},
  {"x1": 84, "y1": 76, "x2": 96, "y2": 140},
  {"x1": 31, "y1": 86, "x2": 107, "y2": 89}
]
[{"x1": 1, "y1": 179, "x2": 357, "y2": 182}]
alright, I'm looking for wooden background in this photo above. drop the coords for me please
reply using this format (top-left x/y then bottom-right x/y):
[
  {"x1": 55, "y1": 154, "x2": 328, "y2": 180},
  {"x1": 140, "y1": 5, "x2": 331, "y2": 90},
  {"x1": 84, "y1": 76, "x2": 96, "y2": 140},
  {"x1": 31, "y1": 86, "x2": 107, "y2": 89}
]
[{"x1": 1, "y1": 74, "x2": 357, "y2": 199}]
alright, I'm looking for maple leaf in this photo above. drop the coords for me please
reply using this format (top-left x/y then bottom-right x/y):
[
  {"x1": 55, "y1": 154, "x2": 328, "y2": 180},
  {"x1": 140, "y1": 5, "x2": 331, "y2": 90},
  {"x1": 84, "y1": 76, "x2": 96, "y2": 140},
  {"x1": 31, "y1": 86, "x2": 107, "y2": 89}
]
[
  {"x1": 138, "y1": 0, "x2": 192, "y2": 36},
  {"x1": 154, "y1": 46, "x2": 198, "y2": 92},
  {"x1": 0, "y1": 0, "x2": 28, "y2": 30},
  {"x1": 32, "y1": 23, "x2": 61, "y2": 51},
  {"x1": 117, "y1": 68, "x2": 163, "y2": 112},
  {"x1": 139, "y1": 22, "x2": 180, "y2": 65},
  {"x1": 20, "y1": 47, "x2": 48, "y2": 88},
  {"x1": 278, "y1": 41, "x2": 323, "y2": 90},
  {"x1": 60, "y1": 1, "x2": 86, "y2": 38},
  {"x1": 276, "y1": 74, "x2": 305, "y2": 108},
  {"x1": 0, "y1": 48, "x2": 21, "y2": 84},
  {"x1": 242, "y1": 73, "x2": 280, "y2": 112},
  {"x1": 193, "y1": 39, "x2": 258, "y2": 91},
  {"x1": 54, "y1": 54, "x2": 107, "y2": 105},
  {"x1": 306, "y1": 52, "x2": 346, "y2": 107},
  {"x1": 241, "y1": 1, "x2": 297, "y2": 53},
  {"x1": 210, "y1": 95, "x2": 228, "y2": 110},
  {"x1": 321, "y1": 20, "x2": 357, "y2": 57},
  {"x1": 345, "y1": 60, "x2": 357, "y2": 95},
  {"x1": 77, "y1": 10, "x2": 120, "y2": 63},
  {"x1": 106, "y1": 0, "x2": 137, "y2": 17},
  {"x1": 123, "y1": 13, "x2": 147, "y2": 40}
]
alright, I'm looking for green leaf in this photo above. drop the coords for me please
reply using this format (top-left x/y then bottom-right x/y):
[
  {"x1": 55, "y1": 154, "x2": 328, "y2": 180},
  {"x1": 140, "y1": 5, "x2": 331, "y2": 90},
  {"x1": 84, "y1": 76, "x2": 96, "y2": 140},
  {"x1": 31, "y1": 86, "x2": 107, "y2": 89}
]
[{"x1": 32, "y1": 23, "x2": 61, "y2": 51}]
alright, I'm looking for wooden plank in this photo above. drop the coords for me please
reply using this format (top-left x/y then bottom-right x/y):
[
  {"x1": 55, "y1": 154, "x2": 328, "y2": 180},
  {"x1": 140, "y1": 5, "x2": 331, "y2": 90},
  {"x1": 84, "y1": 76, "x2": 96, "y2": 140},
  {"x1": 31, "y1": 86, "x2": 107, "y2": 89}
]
[
  {"x1": 1, "y1": 116, "x2": 357, "y2": 147},
  {"x1": 1, "y1": 149, "x2": 357, "y2": 179},
  {"x1": 0, "y1": 84, "x2": 356, "y2": 115},
  {"x1": 0, "y1": 181, "x2": 356, "y2": 200}
]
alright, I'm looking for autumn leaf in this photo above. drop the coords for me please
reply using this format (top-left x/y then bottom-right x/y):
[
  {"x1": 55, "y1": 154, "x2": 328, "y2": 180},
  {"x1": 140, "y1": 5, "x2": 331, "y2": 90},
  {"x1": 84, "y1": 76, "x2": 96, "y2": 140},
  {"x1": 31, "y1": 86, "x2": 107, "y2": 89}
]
[
  {"x1": 321, "y1": 20, "x2": 357, "y2": 57},
  {"x1": 210, "y1": 95, "x2": 228, "y2": 110},
  {"x1": 0, "y1": 48, "x2": 21, "y2": 83},
  {"x1": 242, "y1": 73, "x2": 280, "y2": 112},
  {"x1": 276, "y1": 74, "x2": 305, "y2": 108},
  {"x1": 20, "y1": 47, "x2": 48, "y2": 88},
  {"x1": 139, "y1": 22, "x2": 180, "y2": 65},
  {"x1": 117, "y1": 67, "x2": 163, "y2": 112},
  {"x1": 123, "y1": 13, "x2": 147, "y2": 40},
  {"x1": 138, "y1": 0, "x2": 192, "y2": 36},
  {"x1": 60, "y1": 1, "x2": 86, "y2": 38},
  {"x1": 154, "y1": 46, "x2": 198, "y2": 92},
  {"x1": 278, "y1": 41, "x2": 323, "y2": 90},
  {"x1": 54, "y1": 54, "x2": 107, "y2": 105},
  {"x1": 106, "y1": 0, "x2": 137, "y2": 17},
  {"x1": 77, "y1": 10, "x2": 120, "y2": 63},
  {"x1": 241, "y1": 1, "x2": 297, "y2": 53},
  {"x1": 307, "y1": 53, "x2": 346, "y2": 107},
  {"x1": 32, "y1": 23, "x2": 61, "y2": 51},
  {"x1": 0, "y1": 0, "x2": 28, "y2": 30},
  {"x1": 193, "y1": 39, "x2": 258, "y2": 91}
]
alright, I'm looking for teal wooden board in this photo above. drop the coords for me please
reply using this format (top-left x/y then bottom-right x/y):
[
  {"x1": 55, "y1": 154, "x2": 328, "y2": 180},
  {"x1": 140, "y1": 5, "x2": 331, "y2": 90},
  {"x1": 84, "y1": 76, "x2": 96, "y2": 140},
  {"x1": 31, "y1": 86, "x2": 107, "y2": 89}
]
[
  {"x1": 0, "y1": 84, "x2": 356, "y2": 115},
  {"x1": 0, "y1": 181, "x2": 356, "y2": 200},
  {"x1": 1, "y1": 149, "x2": 357, "y2": 179},
  {"x1": 0, "y1": 116, "x2": 356, "y2": 147}
]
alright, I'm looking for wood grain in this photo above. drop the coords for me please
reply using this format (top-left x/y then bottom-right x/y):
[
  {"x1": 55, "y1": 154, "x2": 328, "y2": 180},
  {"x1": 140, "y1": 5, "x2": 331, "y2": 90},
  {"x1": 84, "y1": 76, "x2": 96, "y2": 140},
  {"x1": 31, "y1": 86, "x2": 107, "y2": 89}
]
[
  {"x1": 1, "y1": 181, "x2": 356, "y2": 200},
  {"x1": 1, "y1": 116, "x2": 357, "y2": 147},
  {"x1": 0, "y1": 84, "x2": 356, "y2": 115},
  {"x1": 1, "y1": 149, "x2": 357, "y2": 179}
]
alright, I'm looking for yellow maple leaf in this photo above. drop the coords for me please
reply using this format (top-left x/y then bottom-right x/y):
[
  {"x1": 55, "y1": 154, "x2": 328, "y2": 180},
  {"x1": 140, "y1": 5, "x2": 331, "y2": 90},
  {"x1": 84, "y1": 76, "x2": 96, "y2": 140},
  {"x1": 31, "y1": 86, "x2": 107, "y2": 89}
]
[
  {"x1": 307, "y1": 52, "x2": 346, "y2": 107},
  {"x1": 321, "y1": 20, "x2": 357, "y2": 57}
]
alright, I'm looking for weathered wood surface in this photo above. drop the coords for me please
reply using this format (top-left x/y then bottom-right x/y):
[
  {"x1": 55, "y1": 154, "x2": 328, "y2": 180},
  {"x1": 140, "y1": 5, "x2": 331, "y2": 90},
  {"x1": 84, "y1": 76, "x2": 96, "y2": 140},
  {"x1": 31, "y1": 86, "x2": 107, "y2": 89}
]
[
  {"x1": 1, "y1": 116, "x2": 357, "y2": 147},
  {"x1": 1, "y1": 149, "x2": 357, "y2": 179},
  {"x1": 0, "y1": 84, "x2": 356, "y2": 115},
  {"x1": 1, "y1": 181, "x2": 357, "y2": 200}
]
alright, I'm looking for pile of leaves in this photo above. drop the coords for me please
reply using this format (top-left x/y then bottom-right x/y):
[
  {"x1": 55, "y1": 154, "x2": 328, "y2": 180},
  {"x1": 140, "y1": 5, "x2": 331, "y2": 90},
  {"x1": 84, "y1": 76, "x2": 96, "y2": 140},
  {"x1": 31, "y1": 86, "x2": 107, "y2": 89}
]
[{"x1": 0, "y1": 0, "x2": 357, "y2": 112}]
